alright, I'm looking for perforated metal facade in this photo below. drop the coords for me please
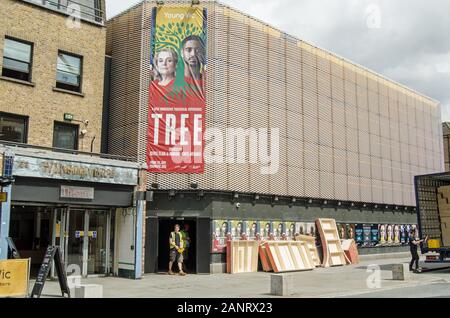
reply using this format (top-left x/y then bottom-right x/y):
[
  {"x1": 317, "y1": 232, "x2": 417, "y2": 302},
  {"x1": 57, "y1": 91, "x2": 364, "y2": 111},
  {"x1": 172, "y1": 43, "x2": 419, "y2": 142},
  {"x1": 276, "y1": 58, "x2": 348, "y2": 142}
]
[{"x1": 106, "y1": 0, "x2": 443, "y2": 206}]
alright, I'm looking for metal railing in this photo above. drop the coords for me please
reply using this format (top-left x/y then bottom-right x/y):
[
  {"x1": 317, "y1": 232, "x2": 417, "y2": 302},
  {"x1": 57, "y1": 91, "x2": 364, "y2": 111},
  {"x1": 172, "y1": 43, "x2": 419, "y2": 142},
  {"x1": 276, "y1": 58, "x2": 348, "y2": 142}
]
[
  {"x1": 0, "y1": 140, "x2": 137, "y2": 162},
  {"x1": 21, "y1": 0, "x2": 105, "y2": 25}
]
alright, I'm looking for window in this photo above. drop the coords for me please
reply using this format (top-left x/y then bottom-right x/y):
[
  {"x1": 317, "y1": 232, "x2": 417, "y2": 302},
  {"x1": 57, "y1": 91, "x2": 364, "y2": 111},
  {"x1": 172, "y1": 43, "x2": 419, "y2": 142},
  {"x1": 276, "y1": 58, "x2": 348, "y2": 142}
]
[
  {"x1": 2, "y1": 37, "x2": 33, "y2": 82},
  {"x1": 0, "y1": 112, "x2": 28, "y2": 143},
  {"x1": 56, "y1": 51, "x2": 82, "y2": 92},
  {"x1": 53, "y1": 122, "x2": 79, "y2": 150}
]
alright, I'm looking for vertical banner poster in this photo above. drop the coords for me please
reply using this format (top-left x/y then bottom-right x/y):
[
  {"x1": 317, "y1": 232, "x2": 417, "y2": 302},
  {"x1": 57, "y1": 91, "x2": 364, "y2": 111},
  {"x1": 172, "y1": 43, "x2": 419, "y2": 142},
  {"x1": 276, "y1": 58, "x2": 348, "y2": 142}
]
[
  {"x1": 379, "y1": 224, "x2": 387, "y2": 245},
  {"x1": 400, "y1": 225, "x2": 407, "y2": 245},
  {"x1": 355, "y1": 224, "x2": 364, "y2": 246},
  {"x1": 148, "y1": 6, "x2": 207, "y2": 173},
  {"x1": 386, "y1": 224, "x2": 394, "y2": 244},
  {"x1": 362, "y1": 225, "x2": 372, "y2": 247},
  {"x1": 393, "y1": 224, "x2": 401, "y2": 245},
  {"x1": 371, "y1": 224, "x2": 379, "y2": 246},
  {"x1": 245, "y1": 221, "x2": 258, "y2": 239},
  {"x1": 285, "y1": 222, "x2": 296, "y2": 240},
  {"x1": 405, "y1": 224, "x2": 412, "y2": 240},
  {"x1": 305, "y1": 223, "x2": 316, "y2": 238},
  {"x1": 272, "y1": 221, "x2": 283, "y2": 240},
  {"x1": 230, "y1": 220, "x2": 243, "y2": 240},
  {"x1": 260, "y1": 221, "x2": 272, "y2": 240},
  {"x1": 211, "y1": 220, "x2": 228, "y2": 253}
]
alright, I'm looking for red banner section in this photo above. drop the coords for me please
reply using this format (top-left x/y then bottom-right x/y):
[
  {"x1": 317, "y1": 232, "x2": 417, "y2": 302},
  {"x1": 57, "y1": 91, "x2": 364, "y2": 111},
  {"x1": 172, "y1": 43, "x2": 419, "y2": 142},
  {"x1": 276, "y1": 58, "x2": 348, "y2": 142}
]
[{"x1": 147, "y1": 82, "x2": 205, "y2": 173}]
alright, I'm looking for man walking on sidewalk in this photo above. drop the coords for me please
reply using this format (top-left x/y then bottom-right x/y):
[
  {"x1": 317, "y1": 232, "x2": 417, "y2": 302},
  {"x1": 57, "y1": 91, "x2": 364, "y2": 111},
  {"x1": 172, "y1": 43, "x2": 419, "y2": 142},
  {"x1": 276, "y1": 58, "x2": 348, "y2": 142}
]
[{"x1": 168, "y1": 224, "x2": 186, "y2": 276}]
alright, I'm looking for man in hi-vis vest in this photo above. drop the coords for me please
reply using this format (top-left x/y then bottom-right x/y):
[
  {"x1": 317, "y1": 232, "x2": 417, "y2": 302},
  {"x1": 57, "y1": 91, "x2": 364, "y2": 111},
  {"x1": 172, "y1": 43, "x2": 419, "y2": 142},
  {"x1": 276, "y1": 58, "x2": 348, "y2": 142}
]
[{"x1": 169, "y1": 224, "x2": 186, "y2": 276}]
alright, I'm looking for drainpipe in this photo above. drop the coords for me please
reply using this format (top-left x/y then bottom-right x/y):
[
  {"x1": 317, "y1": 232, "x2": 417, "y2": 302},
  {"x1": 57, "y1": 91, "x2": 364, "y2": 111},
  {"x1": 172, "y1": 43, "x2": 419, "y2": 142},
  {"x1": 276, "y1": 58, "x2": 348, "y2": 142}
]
[
  {"x1": 90, "y1": 136, "x2": 96, "y2": 153},
  {"x1": 134, "y1": 167, "x2": 148, "y2": 279},
  {"x1": 0, "y1": 184, "x2": 12, "y2": 260}
]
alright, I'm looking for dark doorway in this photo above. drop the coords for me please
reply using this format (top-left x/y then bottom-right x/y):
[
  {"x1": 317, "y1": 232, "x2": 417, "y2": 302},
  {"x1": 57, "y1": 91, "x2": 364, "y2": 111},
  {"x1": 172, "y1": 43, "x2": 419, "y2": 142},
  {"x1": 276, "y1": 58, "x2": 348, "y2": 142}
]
[
  {"x1": 9, "y1": 205, "x2": 51, "y2": 277},
  {"x1": 158, "y1": 218, "x2": 197, "y2": 274}
]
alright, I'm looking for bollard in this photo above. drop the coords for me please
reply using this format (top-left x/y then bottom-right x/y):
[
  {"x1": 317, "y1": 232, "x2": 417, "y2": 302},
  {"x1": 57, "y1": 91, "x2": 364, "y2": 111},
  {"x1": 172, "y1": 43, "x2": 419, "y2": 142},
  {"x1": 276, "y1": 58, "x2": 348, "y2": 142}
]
[
  {"x1": 392, "y1": 264, "x2": 411, "y2": 281},
  {"x1": 270, "y1": 273, "x2": 293, "y2": 296},
  {"x1": 74, "y1": 284, "x2": 103, "y2": 298}
]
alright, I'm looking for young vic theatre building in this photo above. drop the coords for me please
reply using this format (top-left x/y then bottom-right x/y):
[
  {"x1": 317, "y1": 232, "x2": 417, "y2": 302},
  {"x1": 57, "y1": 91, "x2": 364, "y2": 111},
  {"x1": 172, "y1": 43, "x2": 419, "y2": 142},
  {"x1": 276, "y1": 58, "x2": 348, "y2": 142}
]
[{"x1": 105, "y1": 0, "x2": 444, "y2": 274}]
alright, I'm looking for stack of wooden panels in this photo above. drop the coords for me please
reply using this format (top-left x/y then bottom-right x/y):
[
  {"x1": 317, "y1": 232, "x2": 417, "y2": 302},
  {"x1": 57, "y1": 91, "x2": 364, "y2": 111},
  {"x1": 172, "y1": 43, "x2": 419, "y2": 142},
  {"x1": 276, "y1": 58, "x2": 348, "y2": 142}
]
[
  {"x1": 259, "y1": 242, "x2": 273, "y2": 272},
  {"x1": 437, "y1": 186, "x2": 450, "y2": 246},
  {"x1": 294, "y1": 234, "x2": 321, "y2": 267},
  {"x1": 259, "y1": 241, "x2": 315, "y2": 273},
  {"x1": 340, "y1": 239, "x2": 359, "y2": 264},
  {"x1": 226, "y1": 240, "x2": 259, "y2": 274},
  {"x1": 316, "y1": 219, "x2": 348, "y2": 267}
]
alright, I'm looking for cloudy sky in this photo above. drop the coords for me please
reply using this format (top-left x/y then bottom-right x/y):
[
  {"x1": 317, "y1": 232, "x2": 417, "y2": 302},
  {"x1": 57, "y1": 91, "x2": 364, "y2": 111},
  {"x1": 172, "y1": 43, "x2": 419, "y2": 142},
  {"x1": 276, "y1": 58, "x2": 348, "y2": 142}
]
[{"x1": 106, "y1": 0, "x2": 450, "y2": 121}]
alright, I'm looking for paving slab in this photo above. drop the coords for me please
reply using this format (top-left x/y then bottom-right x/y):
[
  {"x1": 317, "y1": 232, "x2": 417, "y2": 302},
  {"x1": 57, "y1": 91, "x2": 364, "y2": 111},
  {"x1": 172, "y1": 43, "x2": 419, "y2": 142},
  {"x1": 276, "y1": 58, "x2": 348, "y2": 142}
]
[{"x1": 28, "y1": 258, "x2": 450, "y2": 298}]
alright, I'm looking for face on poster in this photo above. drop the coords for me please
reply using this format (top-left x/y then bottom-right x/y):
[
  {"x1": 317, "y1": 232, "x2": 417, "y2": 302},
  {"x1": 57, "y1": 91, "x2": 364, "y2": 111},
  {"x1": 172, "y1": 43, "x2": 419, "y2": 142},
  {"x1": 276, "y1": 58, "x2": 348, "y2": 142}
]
[
  {"x1": 346, "y1": 224, "x2": 355, "y2": 240},
  {"x1": 147, "y1": 6, "x2": 207, "y2": 173},
  {"x1": 338, "y1": 223, "x2": 346, "y2": 239}
]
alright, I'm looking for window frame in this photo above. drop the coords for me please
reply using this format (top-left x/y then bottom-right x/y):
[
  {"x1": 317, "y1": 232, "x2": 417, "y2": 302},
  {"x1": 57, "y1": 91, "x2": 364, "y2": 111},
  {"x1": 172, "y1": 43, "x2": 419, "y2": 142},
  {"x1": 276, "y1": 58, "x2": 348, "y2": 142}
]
[
  {"x1": 53, "y1": 121, "x2": 79, "y2": 151},
  {"x1": 2, "y1": 36, "x2": 34, "y2": 82},
  {"x1": 55, "y1": 50, "x2": 83, "y2": 93},
  {"x1": 0, "y1": 111, "x2": 29, "y2": 144}
]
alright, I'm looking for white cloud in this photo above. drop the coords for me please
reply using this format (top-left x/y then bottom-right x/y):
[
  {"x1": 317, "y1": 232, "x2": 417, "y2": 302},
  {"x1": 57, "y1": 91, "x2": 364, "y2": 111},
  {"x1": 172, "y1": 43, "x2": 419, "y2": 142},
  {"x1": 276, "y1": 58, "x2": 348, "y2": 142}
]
[{"x1": 105, "y1": 0, "x2": 450, "y2": 121}]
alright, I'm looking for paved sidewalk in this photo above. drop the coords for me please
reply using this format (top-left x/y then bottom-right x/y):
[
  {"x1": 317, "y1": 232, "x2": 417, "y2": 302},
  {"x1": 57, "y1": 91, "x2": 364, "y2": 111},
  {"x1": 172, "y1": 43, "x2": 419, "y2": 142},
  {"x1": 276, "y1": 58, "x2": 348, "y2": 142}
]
[{"x1": 31, "y1": 258, "x2": 450, "y2": 298}]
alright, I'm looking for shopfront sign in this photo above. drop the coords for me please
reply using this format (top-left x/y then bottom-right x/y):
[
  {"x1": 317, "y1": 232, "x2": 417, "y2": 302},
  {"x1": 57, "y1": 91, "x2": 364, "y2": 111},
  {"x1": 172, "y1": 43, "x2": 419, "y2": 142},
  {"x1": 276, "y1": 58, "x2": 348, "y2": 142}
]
[
  {"x1": 0, "y1": 259, "x2": 30, "y2": 298},
  {"x1": 60, "y1": 186, "x2": 94, "y2": 200},
  {"x1": 12, "y1": 155, "x2": 138, "y2": 185}
]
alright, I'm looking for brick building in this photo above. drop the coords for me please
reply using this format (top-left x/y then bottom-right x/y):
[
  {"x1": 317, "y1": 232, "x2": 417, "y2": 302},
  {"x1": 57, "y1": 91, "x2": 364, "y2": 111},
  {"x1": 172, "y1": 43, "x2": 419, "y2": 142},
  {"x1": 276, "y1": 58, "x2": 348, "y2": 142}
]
[
  {"x1": 0, "y1": 0, "x2": 106, "y2": 152},
  {"x1": 0, "y1": 0, "x2": 146, "y2": 279}
]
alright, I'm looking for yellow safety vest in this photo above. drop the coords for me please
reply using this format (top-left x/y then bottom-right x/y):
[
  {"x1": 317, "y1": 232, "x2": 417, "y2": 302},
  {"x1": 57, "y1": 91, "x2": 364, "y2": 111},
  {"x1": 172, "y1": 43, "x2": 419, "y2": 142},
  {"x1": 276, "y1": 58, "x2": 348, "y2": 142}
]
[{"x1": 170, "y1": 231, "x2": 185, "y2": 249}]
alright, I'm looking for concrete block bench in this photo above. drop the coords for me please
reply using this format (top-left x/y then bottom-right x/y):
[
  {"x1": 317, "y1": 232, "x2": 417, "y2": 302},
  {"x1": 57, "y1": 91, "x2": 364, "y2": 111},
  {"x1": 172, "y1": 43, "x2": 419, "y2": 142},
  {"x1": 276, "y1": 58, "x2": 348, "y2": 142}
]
[
  {"x1": 392, "y1": 263, "x2": 411, "y2": 281},
  {"x1": 74, "y1": 284, "x2": 103, "y2": 298},
  {"x1": 270, "y1": 273, "x2": 294, "y2": 296}
]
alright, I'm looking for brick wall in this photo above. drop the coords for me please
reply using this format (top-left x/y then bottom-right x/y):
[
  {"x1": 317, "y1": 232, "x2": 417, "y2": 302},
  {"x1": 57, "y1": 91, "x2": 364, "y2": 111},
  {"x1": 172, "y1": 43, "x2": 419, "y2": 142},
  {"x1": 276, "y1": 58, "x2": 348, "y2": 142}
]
[{"x1": 0, "y1": 0, "x2": 106, "y2": 153}]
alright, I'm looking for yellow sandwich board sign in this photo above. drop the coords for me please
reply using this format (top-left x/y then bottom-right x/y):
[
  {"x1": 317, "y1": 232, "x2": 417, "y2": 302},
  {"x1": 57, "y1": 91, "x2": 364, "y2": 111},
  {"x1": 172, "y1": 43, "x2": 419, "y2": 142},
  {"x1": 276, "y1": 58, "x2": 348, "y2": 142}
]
[{"x1": 0, "y1": 259, "x2": 30, "y2": 298}]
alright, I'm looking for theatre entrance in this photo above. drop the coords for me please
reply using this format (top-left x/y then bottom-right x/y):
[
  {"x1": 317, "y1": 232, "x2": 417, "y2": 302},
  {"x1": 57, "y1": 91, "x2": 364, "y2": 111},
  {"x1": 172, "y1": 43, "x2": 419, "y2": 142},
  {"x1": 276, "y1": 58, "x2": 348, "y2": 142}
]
[{"x1": 145, "y1": 216, "x2": 211, "y2": 274}]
